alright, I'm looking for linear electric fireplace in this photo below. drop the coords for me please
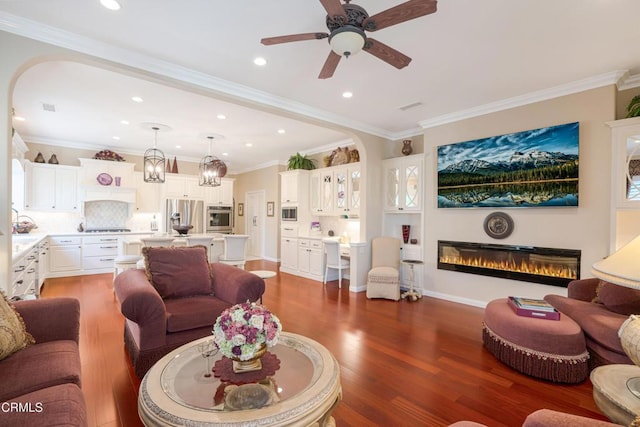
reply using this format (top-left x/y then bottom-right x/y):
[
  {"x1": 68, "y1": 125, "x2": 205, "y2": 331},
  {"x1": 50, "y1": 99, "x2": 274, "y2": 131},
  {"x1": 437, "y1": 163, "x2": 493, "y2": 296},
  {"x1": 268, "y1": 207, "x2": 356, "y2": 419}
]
[{"x1": 438, "y1": 240, "x2": 581, "y2": 287}]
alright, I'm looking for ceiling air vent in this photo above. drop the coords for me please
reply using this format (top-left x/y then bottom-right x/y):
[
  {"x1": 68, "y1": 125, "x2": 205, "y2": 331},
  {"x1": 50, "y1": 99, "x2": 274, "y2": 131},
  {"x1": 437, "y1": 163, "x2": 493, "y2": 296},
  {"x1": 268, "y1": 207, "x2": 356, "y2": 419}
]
[
  {"x1": 398, "y1": 101, "x2": 423, "y2": 111},
  {"x1": 42, "y1": 103, "x2": 56, "y2": 112}
]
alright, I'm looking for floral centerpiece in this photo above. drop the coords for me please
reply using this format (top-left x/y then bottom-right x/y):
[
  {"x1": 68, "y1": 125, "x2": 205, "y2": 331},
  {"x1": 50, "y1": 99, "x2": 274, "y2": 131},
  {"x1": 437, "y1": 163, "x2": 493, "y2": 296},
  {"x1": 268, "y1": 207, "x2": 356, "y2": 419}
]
[{"x1": 212, "y1": 302, "x2": 282, "y2": 370}]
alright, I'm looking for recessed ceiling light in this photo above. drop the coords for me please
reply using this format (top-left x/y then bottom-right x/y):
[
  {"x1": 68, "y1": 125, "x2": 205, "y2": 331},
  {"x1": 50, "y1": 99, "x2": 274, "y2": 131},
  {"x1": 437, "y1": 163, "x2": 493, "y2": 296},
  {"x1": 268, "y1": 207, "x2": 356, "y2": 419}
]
[
  {"x1": 245, "y1": 143, "x2": 253, "y2": 147},
  {"x1": 176, "y1": 145, "x2": 182, "y2": 149},
  {"x1": 217, "y1": 114, "x2": 226, "y2": 120},
  {"x1": 342, "y1": 91, "x2": 353, "y2": 98},
  {"x1": 131, "y1": 96, "x2": 143, "y2": 103},
  {"x1": 277, "y1": 129, "x2": 286, "y2": 134},
  {"x1": 120, "y1": 120, "x2": 129, "y2": 125},
  {"x1": 100, "y1": 0, "x2": 121, "y2": 11},
  {"x1": 254, "y1": 57, "x2": 267, "y2": 66},
  {"x1": 112, "y1": 136, "x2": 120, "y2": 140},
  {"x1": 13, "y1": 116, "x2": 25, "y2": 122},
  {"x1": 222, "y1": 153, "x2": 229, "y2": 156}
]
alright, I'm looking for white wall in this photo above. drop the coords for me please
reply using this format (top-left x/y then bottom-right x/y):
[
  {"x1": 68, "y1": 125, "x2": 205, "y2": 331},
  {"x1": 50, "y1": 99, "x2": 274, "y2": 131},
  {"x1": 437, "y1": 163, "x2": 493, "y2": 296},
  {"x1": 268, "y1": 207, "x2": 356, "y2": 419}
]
[{"x1": 421, "y1": 86, "x2": 616, "y2": 306}]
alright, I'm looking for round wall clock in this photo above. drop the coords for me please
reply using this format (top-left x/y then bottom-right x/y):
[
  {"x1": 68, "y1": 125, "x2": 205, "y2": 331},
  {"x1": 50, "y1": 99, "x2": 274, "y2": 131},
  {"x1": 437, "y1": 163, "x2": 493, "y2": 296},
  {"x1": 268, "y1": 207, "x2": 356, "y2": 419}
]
[{"x1": 483, "y1": 212, "x2": 514, "y2": 239}]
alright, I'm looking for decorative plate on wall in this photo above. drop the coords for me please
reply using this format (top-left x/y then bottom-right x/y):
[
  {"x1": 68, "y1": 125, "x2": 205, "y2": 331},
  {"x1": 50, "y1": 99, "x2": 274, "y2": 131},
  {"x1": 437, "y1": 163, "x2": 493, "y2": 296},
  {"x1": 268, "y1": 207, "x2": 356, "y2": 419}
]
[
  {"x1": 483, "y1": 212, "x2": 514, "y2": 239},
  {"x1": 97, "y1": 173, "x2": 113, "y2": 186}
]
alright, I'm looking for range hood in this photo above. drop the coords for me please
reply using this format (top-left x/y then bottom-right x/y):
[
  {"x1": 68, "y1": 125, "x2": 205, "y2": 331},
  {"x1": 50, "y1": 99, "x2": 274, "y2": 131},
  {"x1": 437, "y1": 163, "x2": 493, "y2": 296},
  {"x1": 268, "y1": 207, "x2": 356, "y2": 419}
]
[{"x1": 82, "y1": 185, "x2": 136, "y2": 203}]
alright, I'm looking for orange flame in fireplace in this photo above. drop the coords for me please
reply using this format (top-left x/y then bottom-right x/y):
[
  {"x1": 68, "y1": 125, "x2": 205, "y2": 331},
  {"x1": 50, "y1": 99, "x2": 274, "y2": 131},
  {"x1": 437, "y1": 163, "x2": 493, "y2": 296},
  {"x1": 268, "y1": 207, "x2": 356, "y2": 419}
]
[{"x1": 439, "y1": 254, "x2": 577, "y2": 279}]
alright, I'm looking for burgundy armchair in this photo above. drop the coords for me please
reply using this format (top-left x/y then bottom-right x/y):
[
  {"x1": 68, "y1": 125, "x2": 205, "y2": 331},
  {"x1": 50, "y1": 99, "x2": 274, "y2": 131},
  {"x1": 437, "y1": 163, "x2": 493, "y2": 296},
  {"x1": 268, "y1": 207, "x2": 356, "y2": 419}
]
[{"x1": 114, "y1": 257, "x2": 265, "y2": 377}]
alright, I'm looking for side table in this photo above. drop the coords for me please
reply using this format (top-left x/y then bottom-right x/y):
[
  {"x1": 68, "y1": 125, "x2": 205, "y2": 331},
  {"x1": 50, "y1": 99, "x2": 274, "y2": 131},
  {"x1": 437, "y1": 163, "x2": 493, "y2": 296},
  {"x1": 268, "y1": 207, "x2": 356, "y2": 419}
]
[
  {"x1": 401, "y1": 260, "x2": 423, "y2": 301},
  {"x1": 591, "y1": 364, "x2": 640, "y2": 425}
]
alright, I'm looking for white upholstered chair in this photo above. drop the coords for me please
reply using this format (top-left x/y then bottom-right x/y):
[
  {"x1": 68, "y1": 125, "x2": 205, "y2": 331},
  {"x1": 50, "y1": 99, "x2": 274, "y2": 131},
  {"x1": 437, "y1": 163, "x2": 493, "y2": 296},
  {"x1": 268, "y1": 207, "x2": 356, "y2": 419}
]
[
  {"x1": 219, "y1": 235, "x2": 249, "y2": 269},
  {"x1": 323, "y1": 240, "x2": 350, "y2": 289},
  {"x1": 185, "y1": 236, "x2": 215, "y2": 262},
  {"x1": 366, "y1": 237, "x2": 401, "y2": 301}
]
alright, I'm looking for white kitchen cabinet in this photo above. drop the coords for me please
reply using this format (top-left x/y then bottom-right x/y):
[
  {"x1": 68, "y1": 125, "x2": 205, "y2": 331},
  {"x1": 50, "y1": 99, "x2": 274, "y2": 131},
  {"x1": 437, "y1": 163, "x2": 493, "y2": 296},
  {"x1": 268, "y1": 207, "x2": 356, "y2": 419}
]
[
  {"x1": 297, "y1": 239, "x2": 324, "y2": 279},
  {"x1": 310, "y1": 164, "x2": 360, "y2": 216},
  {"x1": 164, "y1": 175, "x2": 206, "y2": 200},
  {"x1": 280, "y1": 237, "x2": 298, "y2": 271},
  {"x1": 134, "y1": 171, "x2": 162, "y2": 212},
  {"x1": 25, "y1": 162, "x2": 79, "y2": 212},
  {"x1": 383, "y1": 155, "x2": 422, "y2": 212},
  {"x1": 310, "y1": 169, "x2": 334, "y2": 215},
  {"x1": 281, "y1": 170, "x2": 310, "y2": 204},
  {"x1": 37, "y1": 239, "x2": 49, "y2": 294},
  {"x1": 82, "y1": 235, "x2": 119, "y2": 272},
  {"x1": 205, "y1": 178, "x2": 234, "y2": 206},
  {"x1": 11, "y1": 246, "x2": 38, "y2": 299},
  {"x1": 49, "y1": 236, "x2": 83, "y2": 274}
]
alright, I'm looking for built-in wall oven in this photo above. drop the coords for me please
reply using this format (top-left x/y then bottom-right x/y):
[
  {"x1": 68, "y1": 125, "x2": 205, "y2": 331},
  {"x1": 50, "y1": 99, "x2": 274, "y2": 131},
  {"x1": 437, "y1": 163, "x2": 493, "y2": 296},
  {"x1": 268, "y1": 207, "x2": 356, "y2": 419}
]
[{"x1": 206, "y1": 205, "x2": 233, "y2": 234}]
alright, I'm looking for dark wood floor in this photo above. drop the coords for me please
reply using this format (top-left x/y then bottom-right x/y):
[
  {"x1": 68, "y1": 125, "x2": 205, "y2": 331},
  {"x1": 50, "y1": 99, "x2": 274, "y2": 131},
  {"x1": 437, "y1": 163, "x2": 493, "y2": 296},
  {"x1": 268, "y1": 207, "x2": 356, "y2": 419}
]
[{"x1": 40, "y1": 260, "x2": 608, "y2": 426}]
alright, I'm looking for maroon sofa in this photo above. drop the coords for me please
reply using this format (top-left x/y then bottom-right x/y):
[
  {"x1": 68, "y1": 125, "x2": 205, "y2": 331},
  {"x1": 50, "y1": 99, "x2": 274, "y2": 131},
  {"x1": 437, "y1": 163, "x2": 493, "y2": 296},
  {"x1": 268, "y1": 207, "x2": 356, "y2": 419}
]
[
  {"x1": 544, "y1": 277, "x2": 640, "y2": 368},
  {"x1": 0, "y1": 298, "x2": 87, "y2": 427},
  {"x1": 114, "y1": 260, "x2": 266, "y2": 377}
]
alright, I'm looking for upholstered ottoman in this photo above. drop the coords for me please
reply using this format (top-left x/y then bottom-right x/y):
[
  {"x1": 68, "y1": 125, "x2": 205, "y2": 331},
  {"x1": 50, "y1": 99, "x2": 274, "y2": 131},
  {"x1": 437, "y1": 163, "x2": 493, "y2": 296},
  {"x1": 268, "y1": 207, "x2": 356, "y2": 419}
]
[{"x1": 482, "y1": 298, "x2": 589, "y2": 383}]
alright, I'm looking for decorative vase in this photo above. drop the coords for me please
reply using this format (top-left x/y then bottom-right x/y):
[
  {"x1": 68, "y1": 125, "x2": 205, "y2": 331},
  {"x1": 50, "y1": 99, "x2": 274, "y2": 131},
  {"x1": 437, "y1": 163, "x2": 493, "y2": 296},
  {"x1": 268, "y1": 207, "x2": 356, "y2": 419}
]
[
  {"x1": 172, "y1": 157, "x2": 179, "y2": 174},
  {"x1": 166, "y1": 159, "x2": 172, "y2": 173},
  {"x1": 401, "y1": 140, "x2": 413, "y2": 156},
  {"x1": 402, "y1": 225, "x2": 411, "y2": 244},
  {"x1": 48, "y1": 154, "x2": 59, "y2": 164},
  {"x1": 230, "y1": 343, "x2": 267, "y2": 373},
  {"x1": 34, "y1": 152, "x2": 45, "y2": 163}
]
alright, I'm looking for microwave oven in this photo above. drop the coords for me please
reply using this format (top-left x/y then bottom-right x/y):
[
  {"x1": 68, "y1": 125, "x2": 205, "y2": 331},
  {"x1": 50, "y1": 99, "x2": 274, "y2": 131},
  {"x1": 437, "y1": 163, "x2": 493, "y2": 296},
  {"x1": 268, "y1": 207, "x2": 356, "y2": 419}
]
[{"x1": 281, "y1": 206, "x2": 297, "y2": 221}]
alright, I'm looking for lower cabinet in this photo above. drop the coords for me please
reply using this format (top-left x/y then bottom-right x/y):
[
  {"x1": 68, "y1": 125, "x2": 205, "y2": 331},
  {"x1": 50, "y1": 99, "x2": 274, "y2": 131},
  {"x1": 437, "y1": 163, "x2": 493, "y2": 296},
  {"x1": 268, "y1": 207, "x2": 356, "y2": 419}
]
[
  {"x1": 82, "y1": 235, "x2": 119, "y2": 272},
  {"x1": 49, "y1": 236, "x2": 83, "y2": 275},
  {"x1": 297, "y1": 239, "x2": 324, "y2": 280},
  {"x1": 11, "y1": 246, "x2": 38, "y2": 298},
  {"x1": 280, "y1": 237, "x2": 298, "y2": 272}
]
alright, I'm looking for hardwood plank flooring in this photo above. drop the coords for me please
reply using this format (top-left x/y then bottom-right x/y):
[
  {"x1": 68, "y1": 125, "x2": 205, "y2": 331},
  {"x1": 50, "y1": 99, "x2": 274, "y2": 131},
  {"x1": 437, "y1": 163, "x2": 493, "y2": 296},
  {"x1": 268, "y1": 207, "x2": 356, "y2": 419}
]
[{"x1": 39, "y1": 260, "x2": 608, "y2": 426}]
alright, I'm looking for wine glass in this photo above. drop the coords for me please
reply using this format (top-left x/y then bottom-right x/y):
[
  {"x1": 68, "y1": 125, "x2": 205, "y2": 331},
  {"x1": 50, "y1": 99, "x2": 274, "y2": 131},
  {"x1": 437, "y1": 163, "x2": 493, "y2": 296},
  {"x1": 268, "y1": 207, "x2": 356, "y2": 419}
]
[{"x1": 197, "y1": 340, "x2": 217, "y2": 378}]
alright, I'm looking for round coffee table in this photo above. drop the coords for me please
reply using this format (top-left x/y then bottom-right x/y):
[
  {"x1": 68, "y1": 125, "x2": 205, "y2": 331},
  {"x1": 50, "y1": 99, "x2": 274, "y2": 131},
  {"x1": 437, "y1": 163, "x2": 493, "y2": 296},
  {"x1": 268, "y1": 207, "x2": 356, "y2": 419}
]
[{"x1": 138, "y1": 332, "x2": 341, "y2": 426}]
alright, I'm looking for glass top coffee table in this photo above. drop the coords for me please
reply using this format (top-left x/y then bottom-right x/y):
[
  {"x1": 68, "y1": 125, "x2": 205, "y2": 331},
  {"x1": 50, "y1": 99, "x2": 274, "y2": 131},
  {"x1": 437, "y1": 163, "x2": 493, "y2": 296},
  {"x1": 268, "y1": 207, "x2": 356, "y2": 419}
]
[{"x1": 138, "y1": 332, "x2": 341, "y2": 426}]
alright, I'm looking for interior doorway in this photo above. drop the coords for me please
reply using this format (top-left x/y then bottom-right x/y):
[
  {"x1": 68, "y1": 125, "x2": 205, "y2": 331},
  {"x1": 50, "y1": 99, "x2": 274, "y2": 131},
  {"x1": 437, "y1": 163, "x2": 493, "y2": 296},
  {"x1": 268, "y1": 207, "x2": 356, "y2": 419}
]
[{"x1": 245, "y1": 190, "x2": 265, "y2": 260}]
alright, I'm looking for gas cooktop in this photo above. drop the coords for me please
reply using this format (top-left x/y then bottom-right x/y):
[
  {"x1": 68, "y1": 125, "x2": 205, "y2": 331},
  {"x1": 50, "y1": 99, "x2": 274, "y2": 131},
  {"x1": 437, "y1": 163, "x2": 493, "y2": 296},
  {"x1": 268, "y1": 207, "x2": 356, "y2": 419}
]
[{"x1": 84, "y1": 228, "x2": 131, "y2": 233}]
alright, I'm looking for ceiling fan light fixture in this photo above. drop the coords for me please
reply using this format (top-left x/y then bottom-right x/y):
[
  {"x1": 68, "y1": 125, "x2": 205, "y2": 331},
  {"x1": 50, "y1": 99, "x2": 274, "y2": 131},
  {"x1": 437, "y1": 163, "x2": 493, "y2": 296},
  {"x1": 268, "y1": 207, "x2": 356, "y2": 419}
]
[{"x1": 329, "y1": 26, "x2": 365, "y2": 58}]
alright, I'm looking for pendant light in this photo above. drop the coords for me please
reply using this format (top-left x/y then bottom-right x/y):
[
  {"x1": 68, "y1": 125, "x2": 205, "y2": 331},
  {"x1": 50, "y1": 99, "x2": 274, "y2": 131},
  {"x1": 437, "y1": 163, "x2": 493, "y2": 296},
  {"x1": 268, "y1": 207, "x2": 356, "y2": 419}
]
[
  {"x1": 199, "y1": 136, "x2": 227, "y2": 187},
  {"x1": 143, "y1": 125, "x2": 166, "y2": 183}
]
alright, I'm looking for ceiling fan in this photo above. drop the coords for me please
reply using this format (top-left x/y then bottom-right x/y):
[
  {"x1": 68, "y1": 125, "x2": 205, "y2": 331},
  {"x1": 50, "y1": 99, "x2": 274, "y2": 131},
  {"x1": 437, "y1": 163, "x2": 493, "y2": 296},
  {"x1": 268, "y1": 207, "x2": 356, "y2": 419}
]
[{"x1": 260, "y1": 0, "x2": 438, "y2": 79}]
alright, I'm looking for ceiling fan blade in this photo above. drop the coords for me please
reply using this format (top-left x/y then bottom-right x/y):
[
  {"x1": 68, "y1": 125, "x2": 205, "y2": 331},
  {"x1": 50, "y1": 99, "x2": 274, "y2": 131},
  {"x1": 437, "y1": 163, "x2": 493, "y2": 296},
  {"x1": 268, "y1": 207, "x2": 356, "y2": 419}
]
[
  {"x1": 319, "y1": 0, "x2": 347, "y2": 21},
  {"x1": 318, "y1": 51, "x2": 341, "y2": 79},
  {"x1": 261, "y1": 33, "x2": 329, "y2": 45},
  {"x1": 363, "y1": 0, "x2": 437, "y2": 32},
  {"x1": 363, "y1": 38, "x2": 411, "y2": 69}
]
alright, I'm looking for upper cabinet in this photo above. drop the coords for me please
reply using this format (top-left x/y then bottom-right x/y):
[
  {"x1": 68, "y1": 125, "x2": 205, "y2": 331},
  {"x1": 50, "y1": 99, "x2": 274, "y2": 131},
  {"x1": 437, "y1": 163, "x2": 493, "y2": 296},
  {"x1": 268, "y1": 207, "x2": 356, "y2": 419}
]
[
  {"x1": 310, "y1": 164, "x2": 360, "y2": 216},
  {"x1": 134, "y1": 171, "x2": 162, "y2": 212},
  {"x1": 383, "y1": 154, "x2": 423, "y2": 212},
  {"x1": 280, "y1": 170, "x2": 310, "y2": 205},
  {"x1": 205, "y1": 178, "x2": 234, "y2": 206},
  {"x1": 163, "y1": 175, "x2": 206, "y2": 200},
  {"x1": 24, "y1": 162, "x2": 79, "y2": 212}
]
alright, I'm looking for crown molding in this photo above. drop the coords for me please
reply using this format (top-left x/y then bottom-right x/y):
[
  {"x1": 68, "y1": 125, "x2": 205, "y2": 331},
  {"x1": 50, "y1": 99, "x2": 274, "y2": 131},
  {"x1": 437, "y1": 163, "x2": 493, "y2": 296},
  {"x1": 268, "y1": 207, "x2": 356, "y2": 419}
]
[
  {"x1": 419, "y1": 70, "x2": 629, "y2": 129},
  {"x1": 618, "y1": 72, "x2": 640, "y2": 91},
  {"x1": 0, "y1": 12, "x2": 393, "y2": 139}
]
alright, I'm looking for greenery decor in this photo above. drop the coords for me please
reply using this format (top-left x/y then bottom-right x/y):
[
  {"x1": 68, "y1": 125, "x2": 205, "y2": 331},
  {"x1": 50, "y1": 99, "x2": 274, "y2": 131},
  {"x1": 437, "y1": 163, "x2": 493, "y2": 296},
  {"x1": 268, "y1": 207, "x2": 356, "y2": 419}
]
[
  {"x1": 287, "y1": 152, "x2": 316, "y2": 170},
  {"x1": 626, "y1": 95, "x2": 640, "y2": 118}
]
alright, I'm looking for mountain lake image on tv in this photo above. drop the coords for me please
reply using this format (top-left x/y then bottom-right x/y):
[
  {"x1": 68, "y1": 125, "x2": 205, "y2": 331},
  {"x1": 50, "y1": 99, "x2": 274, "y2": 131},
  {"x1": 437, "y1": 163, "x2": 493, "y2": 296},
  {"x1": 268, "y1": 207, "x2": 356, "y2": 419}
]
[{"x1": 437, "y1": 122, "x2": 579, "y2": 208}]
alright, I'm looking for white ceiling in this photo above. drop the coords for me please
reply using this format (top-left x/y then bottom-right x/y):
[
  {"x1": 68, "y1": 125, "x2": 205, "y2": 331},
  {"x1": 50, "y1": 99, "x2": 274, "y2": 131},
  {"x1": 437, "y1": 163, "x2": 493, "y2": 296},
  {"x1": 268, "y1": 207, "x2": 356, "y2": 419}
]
[{"x1": 3, "y1": 0, "x2": 640, "y2": 173}]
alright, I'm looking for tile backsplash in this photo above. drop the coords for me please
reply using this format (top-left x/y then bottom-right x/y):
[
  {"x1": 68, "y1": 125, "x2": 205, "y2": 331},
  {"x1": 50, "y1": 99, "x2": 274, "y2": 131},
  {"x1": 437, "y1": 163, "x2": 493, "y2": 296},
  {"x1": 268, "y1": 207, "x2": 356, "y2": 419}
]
[{"x1": 84, "y1": 201, "x2": 128, "y2": 229}]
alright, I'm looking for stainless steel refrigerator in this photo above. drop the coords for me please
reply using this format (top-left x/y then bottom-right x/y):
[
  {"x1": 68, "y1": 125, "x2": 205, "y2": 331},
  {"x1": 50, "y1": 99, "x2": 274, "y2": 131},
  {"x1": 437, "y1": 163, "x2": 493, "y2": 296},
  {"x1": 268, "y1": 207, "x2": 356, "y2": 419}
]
[{"x1": 165, "y1": 199, "x2": 204, "y2": 234}]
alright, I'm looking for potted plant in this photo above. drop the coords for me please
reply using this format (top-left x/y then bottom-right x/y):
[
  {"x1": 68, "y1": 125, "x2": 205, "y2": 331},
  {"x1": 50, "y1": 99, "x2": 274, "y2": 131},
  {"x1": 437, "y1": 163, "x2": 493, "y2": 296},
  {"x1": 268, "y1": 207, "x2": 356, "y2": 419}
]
[
  {"x1": 626, "y1": 95, "x2": 640, "y2": 118},
  {"x1": 287, "y1": 152, "x2": 316, "y2": 170}
]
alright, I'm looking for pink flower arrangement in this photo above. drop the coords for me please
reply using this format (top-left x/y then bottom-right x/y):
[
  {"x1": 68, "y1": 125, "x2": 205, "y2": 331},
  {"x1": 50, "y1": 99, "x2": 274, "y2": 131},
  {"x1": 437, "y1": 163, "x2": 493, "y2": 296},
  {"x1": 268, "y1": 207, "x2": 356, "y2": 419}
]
[{"x1": 212, "y1": 302, "x2": 282, "y2": 361}]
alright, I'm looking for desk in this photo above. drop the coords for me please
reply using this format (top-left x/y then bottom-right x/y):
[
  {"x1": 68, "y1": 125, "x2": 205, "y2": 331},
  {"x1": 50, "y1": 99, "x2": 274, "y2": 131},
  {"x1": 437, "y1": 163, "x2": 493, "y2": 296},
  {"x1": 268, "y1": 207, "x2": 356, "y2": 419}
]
[
  {"x1": 139, "y1": 332, "x2": 341, "y2": 426},
  {"x1": 591, "y1": 364, "x2": 640, "y2": 425}
]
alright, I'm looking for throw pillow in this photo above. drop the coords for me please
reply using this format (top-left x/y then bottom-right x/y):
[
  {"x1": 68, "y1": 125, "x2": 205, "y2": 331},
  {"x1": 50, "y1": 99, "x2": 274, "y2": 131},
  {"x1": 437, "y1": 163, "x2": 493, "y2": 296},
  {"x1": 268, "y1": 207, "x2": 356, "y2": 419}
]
[
  {"x1": 597, "y1": 281, "x2": 640, "y2": 316},
  {"x1": 0, "y1": 291, "x2": 35, "y2": 361},
  {"x1": 143, "y1": 245, "x2": 213, "y2": 299},
  {"x1": 591, "y1": 280, "x2": 606, "y2": 304}
]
